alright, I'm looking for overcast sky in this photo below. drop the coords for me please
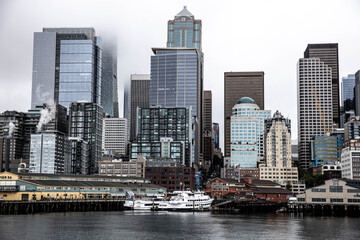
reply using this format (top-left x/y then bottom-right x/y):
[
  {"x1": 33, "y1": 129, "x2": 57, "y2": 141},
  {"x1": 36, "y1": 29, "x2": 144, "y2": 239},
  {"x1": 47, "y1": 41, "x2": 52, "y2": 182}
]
[{"x1": 0, "y1": 0, "x2": 359, "y2": 149}]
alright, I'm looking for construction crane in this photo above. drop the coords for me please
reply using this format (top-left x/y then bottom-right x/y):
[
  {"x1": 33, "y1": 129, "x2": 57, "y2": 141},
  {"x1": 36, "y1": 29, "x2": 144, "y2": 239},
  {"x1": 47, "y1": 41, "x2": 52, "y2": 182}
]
[{"x1": 311, "y1": 85, "x2": 333, "y2": 134}]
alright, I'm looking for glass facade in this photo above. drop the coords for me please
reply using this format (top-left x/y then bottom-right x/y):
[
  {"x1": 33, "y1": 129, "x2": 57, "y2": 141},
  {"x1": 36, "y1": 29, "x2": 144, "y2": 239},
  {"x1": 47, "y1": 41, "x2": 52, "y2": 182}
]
[
  {"x1": 150, "y1": 49, "x2": 199, "y2": 117},
  {"x1": 342, "y1": 74, "x2": 355, "y2": 111},
  {"x1": 230, "y1": 97, "x2": 271, "y2": 167},
  {"x1": 167, "y1": 7, "x2": 202, "y2": 51},
  {"x1": 101, "y1": 43, "x2": 118, "y2": 117},
  {"x1": 31, "y1": 28, "x2": 101, "y2": 111},
  {"x1": 311, "y1": 135, "x2": 344, "y2": 166},
  {"x1": 213, "y1": 123, "x2": 220, "y2": 149},
  {"x1": 130, "y1": 107, "x2": 192, "y2": 166}
]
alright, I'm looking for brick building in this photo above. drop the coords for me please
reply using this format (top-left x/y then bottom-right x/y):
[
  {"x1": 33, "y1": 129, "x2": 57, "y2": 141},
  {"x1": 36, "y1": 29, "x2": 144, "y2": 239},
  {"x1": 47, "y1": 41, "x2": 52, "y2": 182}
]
[{"x1": 145, "y1": 166, "x2": 195, "y2": 192}]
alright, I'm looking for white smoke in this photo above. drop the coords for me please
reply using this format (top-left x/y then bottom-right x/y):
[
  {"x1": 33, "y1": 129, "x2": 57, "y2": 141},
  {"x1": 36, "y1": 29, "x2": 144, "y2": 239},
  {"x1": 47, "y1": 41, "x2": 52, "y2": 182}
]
[
  {"x1": 36, "y1": 101, "x2": 56, "y2": 132},
  {"x1": 8, "y1": 121, "x2": 16, "y2": 137}
]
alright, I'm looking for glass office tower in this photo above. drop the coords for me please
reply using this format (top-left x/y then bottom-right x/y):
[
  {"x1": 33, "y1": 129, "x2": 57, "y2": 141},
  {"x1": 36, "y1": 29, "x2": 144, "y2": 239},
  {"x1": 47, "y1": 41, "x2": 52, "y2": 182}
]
[
  {"x1": 342, "y1": 74, "x2": 355, "y2": 111},
  {"x1": 150, "y1": 48, "x2": 200, "y2": 117},
  {"x1": 31, "y1": 28, "x2": 101, "y2": 110}
]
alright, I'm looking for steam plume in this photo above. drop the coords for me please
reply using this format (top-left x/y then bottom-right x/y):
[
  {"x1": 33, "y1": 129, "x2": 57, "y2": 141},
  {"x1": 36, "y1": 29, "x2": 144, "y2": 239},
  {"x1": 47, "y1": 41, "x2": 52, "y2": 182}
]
[
  {"x1": 36, "y1": 101, "x2": 56, "y2": 132},
  {"x1": 8, "y1": 121, "x2": 15, "y2": 137}
]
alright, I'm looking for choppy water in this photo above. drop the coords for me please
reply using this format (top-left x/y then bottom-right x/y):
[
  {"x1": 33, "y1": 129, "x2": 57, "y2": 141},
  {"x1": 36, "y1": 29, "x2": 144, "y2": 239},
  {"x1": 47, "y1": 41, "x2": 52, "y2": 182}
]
[{"x1": 0, "y1": 211, "x2": 359, "y2": 240}]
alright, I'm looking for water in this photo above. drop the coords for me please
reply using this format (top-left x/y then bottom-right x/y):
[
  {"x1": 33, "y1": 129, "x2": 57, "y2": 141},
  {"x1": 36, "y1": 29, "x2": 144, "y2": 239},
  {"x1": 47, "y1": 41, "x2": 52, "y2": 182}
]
[{"x1": 0, "y1": 211, "x2": 359, "y2": 240}]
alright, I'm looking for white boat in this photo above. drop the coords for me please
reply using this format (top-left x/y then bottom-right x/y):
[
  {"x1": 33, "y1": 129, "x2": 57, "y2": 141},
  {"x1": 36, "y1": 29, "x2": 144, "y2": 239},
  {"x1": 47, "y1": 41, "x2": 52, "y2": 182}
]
[
  {"x1": 164, "y1": 191, "x2": 213, "y2": 211},
  {"x1": 124, "y1": 191, "x2": 214, "y2": 211},
  {"x1": 124, "y1": 196, "x2": 167, "y2": 210}
]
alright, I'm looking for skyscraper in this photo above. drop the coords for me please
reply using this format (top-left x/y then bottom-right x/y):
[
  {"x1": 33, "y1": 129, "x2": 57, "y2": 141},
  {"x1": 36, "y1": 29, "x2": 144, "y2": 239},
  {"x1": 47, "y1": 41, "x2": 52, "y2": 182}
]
[
  {"x1": 102, "y1": 117, "x2": 128, "y2": 155},
  {"x1": 224, "y1": 72, "x2": 264, "y2": 157},
  {"x1": 69, "y1": 102, "x2": 103, "y2": 174},
  {"x1": 203, "y1": 90, "x2": 213, "y2": 170},
  {"x1": 264, "y1": 111, "x2": 292, "y2": 167},
  {"x1": 167, "y1": 6, "x2": 202, "y2": 51},
  {"x1": 297, "y1": 58, "x2": 333, "y2": 170},
  {"x1": 354, "y1": 71, "x2": 360, "y2": 115},
  {"x1": 260, "y1": 111, "x2": 298, "y2": 184},
  {"x1": 166, "y1": 7, "x2": 204, "y2": 164},
  {"x1": 342, "y1": 74, "x2": 355, "y2": 111},
  {"x1": 212, "y1": 123, "x2": 220, "y2": 150},
  {"x1": 31, "y1": 28, "x2": 102, "y2": 110},
  {"x1": 304, "y1": 43, "x2": 339, "y2": 125},
  {"x1": 150, "y1": 48, "x2": 202, "y2": 164},
  {"x1": 129, "y1": 74, "x2": 150, "y2": 141},
  {"x1": 101, "y1": 42, "x2": 119, "y2": 117},
  {"x1": 230, "y1": 97, "x2": 271, "y2": 167}
]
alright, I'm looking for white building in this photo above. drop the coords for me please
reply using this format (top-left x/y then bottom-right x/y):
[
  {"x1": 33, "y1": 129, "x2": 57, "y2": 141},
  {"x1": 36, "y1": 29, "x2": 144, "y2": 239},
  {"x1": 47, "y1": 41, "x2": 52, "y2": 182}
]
[
  {"x1": 102, "y1": 118, "x2": 128, "y2": 155},
  {"x1": 29, "y1": 131, "x2": 70, "y2": 174},
  {"x1": 260, "y1": 111, "x2": 298, "y2": 184},
  {"x1": 297, "y1": 58, "x2": 333, "y2": 170},
  {"x1": 230, "y1": 97, "x2": 271, "y2": 167},
  {"x1": 341, "y1": 139, "x2": 360, "y2": 180}
]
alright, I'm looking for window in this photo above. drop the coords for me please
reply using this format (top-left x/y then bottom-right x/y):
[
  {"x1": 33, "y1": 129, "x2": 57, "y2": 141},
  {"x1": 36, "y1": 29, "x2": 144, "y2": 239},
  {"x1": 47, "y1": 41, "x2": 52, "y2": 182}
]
[
  {"x1": 311, "y1": 188, "x2": 326, "y2": 192},
  {"x1": 330, "y1": 198, "x2": 343, "y2": 203},
  {"x1": 312, "y1": 198, "x2": 326, "y2": 202},
  {"x1": 329, "y1": 186, "x2": 343, "y2": 193}
]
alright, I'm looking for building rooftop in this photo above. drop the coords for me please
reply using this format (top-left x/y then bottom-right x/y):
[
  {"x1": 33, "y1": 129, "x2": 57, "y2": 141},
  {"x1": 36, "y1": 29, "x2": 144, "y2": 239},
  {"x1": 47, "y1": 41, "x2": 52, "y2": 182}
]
[
  {"x1": 175, "y1": 6, "x2": 193, "y2": 18},
  {"x1": 22, "y1": 179, "x2": 164, "y2": 189},
  {"x1": 14, "y1": 172, "x2": 149, "y2": 181},
  {"x1": 237, "y1": 97, "x2": 256, "y2": 105}
]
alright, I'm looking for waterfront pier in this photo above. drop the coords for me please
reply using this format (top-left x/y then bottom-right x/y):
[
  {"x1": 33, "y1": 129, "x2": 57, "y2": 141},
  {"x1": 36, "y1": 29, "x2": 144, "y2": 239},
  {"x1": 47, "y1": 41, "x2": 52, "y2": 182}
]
[{"x1": 0, "y1": 199, "x2": 124, "y2": 215}]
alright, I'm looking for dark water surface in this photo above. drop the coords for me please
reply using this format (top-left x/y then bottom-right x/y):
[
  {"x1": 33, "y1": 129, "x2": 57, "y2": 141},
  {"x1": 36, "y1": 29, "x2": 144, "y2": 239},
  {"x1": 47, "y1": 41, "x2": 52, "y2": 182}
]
[{"x1": 0, "y1": 211, "x2": 359, "y2": 240}]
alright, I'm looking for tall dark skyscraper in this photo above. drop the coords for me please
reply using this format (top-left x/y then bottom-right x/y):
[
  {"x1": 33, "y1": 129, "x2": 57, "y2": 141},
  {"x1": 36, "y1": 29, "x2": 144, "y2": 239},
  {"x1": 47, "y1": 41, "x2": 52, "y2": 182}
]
[
  {"x1": 69, "y1": 102, "x2": 103, "y2": 174},
  {"x1": 129, "y1": 74, "x2": 150, "y2": 141},
  {"x1": 224, "y1": 72, "x2": 264, "y2": 157},
  {"x1": 31, "y1": 28, "x2": 102, "y2": 110},
  {"x1": 203, "y1": 90, "x2": 213, "y2": 170},
  {"x1": 304, "y1": 43, "x2": 340, "y2": 126},
  {"x1": 101, "y1": 42, "x2": 119, "y2": 117},
  {"x1": 355, "y1": 71, "x2": 360, "y2": 116}
]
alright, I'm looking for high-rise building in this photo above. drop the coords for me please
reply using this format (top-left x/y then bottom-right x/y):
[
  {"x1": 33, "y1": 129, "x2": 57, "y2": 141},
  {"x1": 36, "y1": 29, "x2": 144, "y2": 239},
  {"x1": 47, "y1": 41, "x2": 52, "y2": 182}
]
[
  {"x1": 102, "y1": 117, "x2": 128, "y2": 155},
  {"x1": 297, "y1": 58, "x2": 333, "y2": 170},
  {"x1": 344, "y1": 117, "x2": 360, "y2": 142},
  {"x1": 101, "y1": 42, "x2": 118, "y2": 117},
  {"x1": 69, "y1": 102, "x2": 103, "y2": 174},
  {"x1": 212, "y1": 123, "x2": 219, "y2": 150},
  {"x1": 129, "y1": 74, "x2": 150, "y2": 141},
  {"x1": 167, "y1": 6, "x2": 202, "y2": 51},
  {"x1": 230, "y1": 97, "x2": 271, "y2": 167},
  {"x1": 260, "y1": 111, "x2": 298, "y2": 184},
  {"x1": 130, "y1": 107, "x2": 192, "y2": 166},
  {"x1": 304, "y1": 43, "x2": 339, "y2": 125},
  {"x1": 31, "y1": 28, "x2": 102, "y2": 110},
  {"x1": 203, "y1": 90, "x2": 213, "y2": 170},
  {"x1": 342, "y1": 74, "x2": 355, "y2": 111},
  {"x1": 224, "y1": 72, "x2": 264, "y2": 157},
  {"x1": 150, "y1": 48, "x2": 202, "y2": 164},
  {"x1": 311, "y1": 135, "x2": 343, "y2": 166},
  {"x1": 264, "y1": 111, "x2": 292, "y2": 167},
  {"x1": 68, "y1": 137, "x2": 89, "y2": 175},
  {"x1": 29, "y1": 131, "x2": 70, "y2": 174},
  {"x1": 354, "y1": 71, "x2": 360, "y2": 116}
]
